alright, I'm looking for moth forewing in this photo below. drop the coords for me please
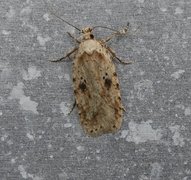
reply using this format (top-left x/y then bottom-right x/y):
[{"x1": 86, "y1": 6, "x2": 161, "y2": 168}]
[{"x1": 72, "y1": 34, "x2": 124, "y2": 137}]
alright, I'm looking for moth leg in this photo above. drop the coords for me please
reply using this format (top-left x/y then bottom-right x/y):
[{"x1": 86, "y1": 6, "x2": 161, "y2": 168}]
[
  {"x1": 50, "y1": 47, "x2": 78, "y2": 62},
  {"x1": 121, "y1": 105, "x2": 126, "y2": 112},
  {"x1": 106, "y1": 47, "x2": 133, "y2": 65},
  {"x1": 114, "y1": 55, "x2": 133, "y2": 65},
  {"x1": 67, "y1": 100, "x2": 76, "y2": 115},
  {"x1": 67, "y1": 32, "x2": 80, "y2": 43},
  {"x1": 103, "y1": 33, "x2": 118, "y2": 43}
]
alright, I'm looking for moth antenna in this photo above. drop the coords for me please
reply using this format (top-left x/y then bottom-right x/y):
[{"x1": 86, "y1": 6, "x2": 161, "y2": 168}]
[
  {"x1": 49, "y1": 11, "x2": 81, "y2": 32},
  {"x1": 93, "y1": 23, "x2": 130, "y2": 34},
  {"x1": 43, "y1": 0, "x2": 81, "y2": 32},
  {"x1": 92, "y1": 26, "x2": 119, "y2": 33}
]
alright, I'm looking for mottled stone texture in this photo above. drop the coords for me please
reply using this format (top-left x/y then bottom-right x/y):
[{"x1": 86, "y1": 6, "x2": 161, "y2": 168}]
[{"x1": 0, "y1": 0, "x2": 191, "y2": 179}]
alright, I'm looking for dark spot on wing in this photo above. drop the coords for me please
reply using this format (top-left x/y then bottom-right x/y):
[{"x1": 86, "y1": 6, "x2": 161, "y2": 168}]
[
  {"x1": 79, "y1": 82, "x2": 86, "y2": 92},
  {"x1": 113, "y1": 72, "x2": 117, "y2": 76},
  {"x1": 105, "y1": 78, "x2": 112, "y2": 90},
  {"x1": 97, "y1": 53, "x2": 103, "y2": 59},
  {"x1": 116, "y1": 83, "x2": 119, "y2": 89}
]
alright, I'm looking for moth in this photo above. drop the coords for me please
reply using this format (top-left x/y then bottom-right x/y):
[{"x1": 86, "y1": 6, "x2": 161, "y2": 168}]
[{"x1": 50, "y1": 14, "x2": 131, "y2": 137}]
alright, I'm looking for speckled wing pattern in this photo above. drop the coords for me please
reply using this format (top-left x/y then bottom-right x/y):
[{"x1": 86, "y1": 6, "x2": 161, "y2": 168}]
[{"x1": 72, "y1": 40, "x2": 123, "y2": 137}]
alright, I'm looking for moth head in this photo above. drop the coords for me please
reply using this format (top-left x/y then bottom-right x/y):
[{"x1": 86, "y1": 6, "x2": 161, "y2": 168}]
[
  {"x1": 81, "y1": 27, "x2": 94, "y2": 40},
  {"x1": 81, "y1": 27, "x2": 93, "y2": 33}
]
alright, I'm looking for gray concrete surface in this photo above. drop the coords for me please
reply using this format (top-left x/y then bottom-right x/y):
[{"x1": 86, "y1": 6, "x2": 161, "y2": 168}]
[{"x1": 0, "y1": 0, "x2": 191, "y2": 179}]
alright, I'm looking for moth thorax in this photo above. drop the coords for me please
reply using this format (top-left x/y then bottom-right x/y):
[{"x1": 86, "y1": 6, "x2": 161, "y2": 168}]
[{"x1": 83, "y1": 33, "x2": 94, "y2": 40}]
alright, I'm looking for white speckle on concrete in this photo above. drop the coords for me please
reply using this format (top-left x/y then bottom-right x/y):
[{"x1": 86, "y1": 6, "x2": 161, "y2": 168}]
[
  {"x1": 26, "y1": 132, "x2": 34, "y2": 141},
  {"x1": 185, "y1": 169, "x2": 191, "y2": 175},
  {"x1": 184, "y1": 107, "x2": 191, "y2": 116},
  {"x1": 175, "y1": 7, "x2": 183, "y2": 14},
  {"x1": 125, "y1": 120, "x2": 162, "y2": 144},
  {"x1": 164, "y1": 56, "x2": 170, "y2": 61},
  {"x1": 0, "y1": 66, "x2": 12, "y2": 80},
  {"x1": 183, "y1": 177, "x2": 188, "y2": 180},
  {"x1": 48, "y1": 144, "x2": 52, "y2": 149},
  {"x1": 85, "y1": 156, "x2": 90, "y2": 160},
  {"x1": 20, "y1": 6, "x2": 32, "y2": 15},
  {"x1": 120, "y1": 130, "x2": 128, "y2": 138},
  {"x1": 134, "y1": 79, "x2": 154, "y2": 100},
  {"x1": 43, "y1": 13, "x2": 50, "y2": 21},
  {"x1": 11, "y1": 158, "x2": 16, "y2": 164},
  {"x1": 175, "y1": 104, "x2": 191, "y2": 116},
  {"x1": 9, "y1": 82, "x2": 38, "y2": 114},
  {"x1": 138, "y1": 0, "x2": 144, "y2": 3},
  {"x1": 37, "y1": 34, "x2": 51, "y2": 46},
  {"x1": 105, "y1": 9, "x2": 112, "y2": 15},
  {"x1": 162, "y1": 32, "x2": 169, "y2": 40},
  {"x1": 158, "y1": 1, "x2": 167, "y2": 12},
  {"x1": 47, "y1": 118, "x2": 51, "y2": 123},
  {"x1": 7, "y1": 139, "x2": 13, "y2": 145},
  {"x1": 59, "y1": 172, "x2": 68, "y2": 179},
  {"x1": 150, "y1": 162, "x2": 162, "y2": 180},
  {"x1": 96, "y1": 156, "x2": 101, "y2": 160},
  {"x1": 2, "y1": 30, "x2": 11, "y2": 35},
  {"x1": 139, "y1": 175, "x2": 149, "y2": 180},
  {"x1": 69, "y1": 28, "x2": 75, "y2": 34},
  {"x1": 22, "y1": 66, "x2": 41, "y2": 80},
  {"x1": 64, "y1": 73, "x2": 70, "y2": 81},
  {"x1": 0, "y1": 111, "x2": 2, "y2": 116},
  {"x1": 139, "y1": 70, "x2": 145, "y2": 76},
  {"x1": 171, "y1": 70, "x2": 185, "y2": 79},
  {"x1": 18, "y1": 165, "x2": 43, "y2": 180},
  {"x1": 160, "y1": 7, "x2": 167, "y2": 12},
  {"x1": 77, "y1": 145, "x2": 85, "y2": 151},
  {"x1": 60, "y1": 102, "x2": 70, "y2": 116},
  {"x1": 1, "y1": 133, "x2": 8, "y2": 141},
  {"x1": 33, "y1": 177, "x2": 43, "y2": 180},
  {"x1": 22, "y1": 19, "x2": 38, "y2": 32},
  {"x1": 175, "y1": 104, "x2": 185, "y2": 110},
  {"x1": 169, "y1": 125, "x2": 185, "y2": 147},
  {"x1": 96, "y1": 149, "x2": 100, "y2": 153},
  {"x1": 18, "y1": 165, "x2": 28, "y2": 179},
  {"x1": 6, "y1": 6, "x2": 15, "y2": 19},
  {"x1": 64, "y1": 123, "x2": 72, "y2": 128}
]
